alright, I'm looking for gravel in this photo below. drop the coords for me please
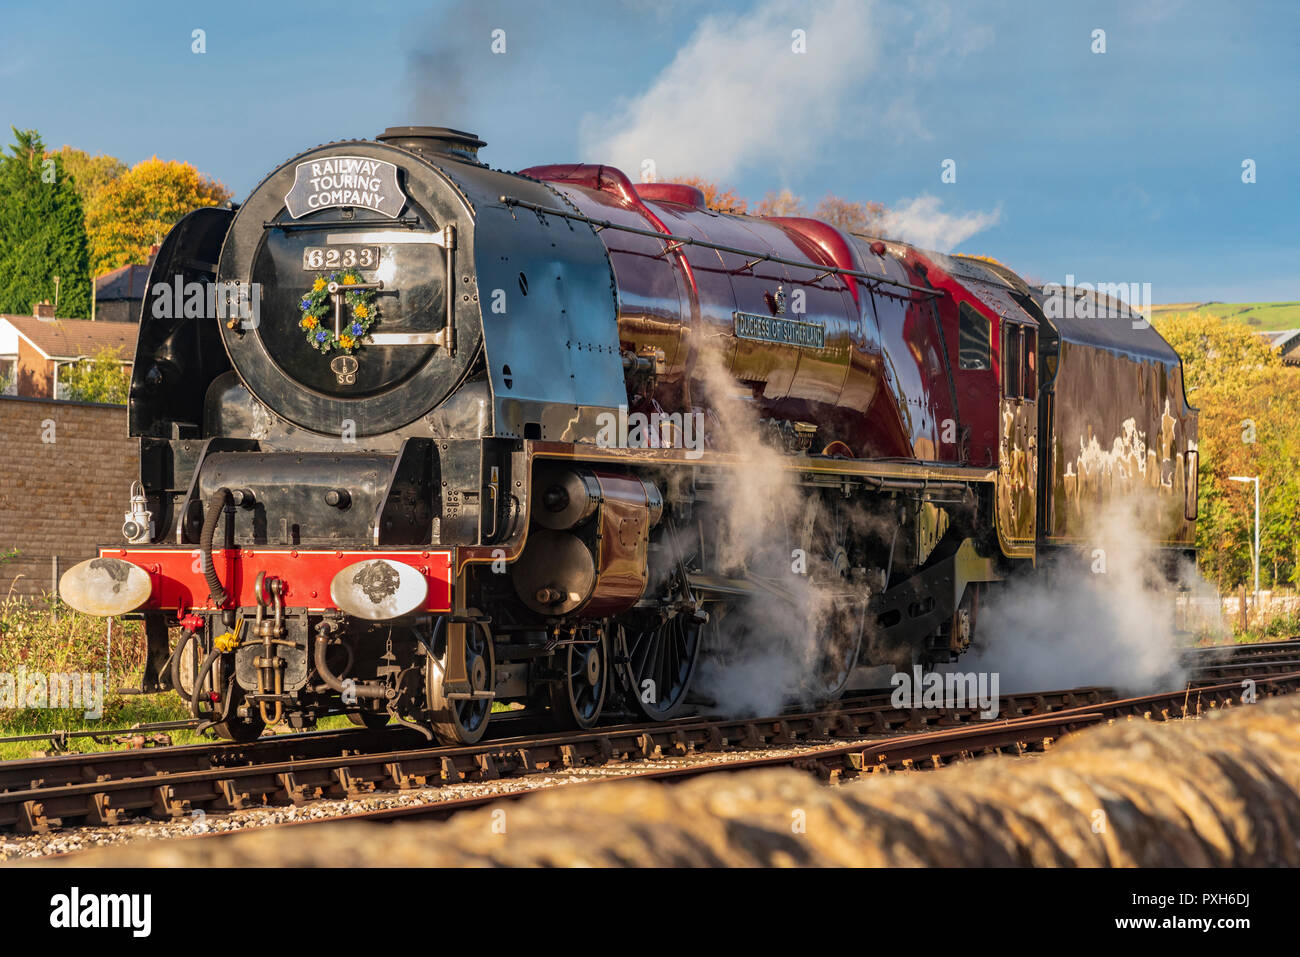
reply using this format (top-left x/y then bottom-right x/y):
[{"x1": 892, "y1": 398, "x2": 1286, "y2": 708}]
[{"x1": 1, "y1": 733, "x2": 896, "y2": 860}]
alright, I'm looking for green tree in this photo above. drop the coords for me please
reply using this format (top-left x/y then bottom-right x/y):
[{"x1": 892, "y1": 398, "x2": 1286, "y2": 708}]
[
  {"x1": 0, "y1": 128, "x2": 92, "y2": 317},
  {"x1": 86, "y1": 156, "x2": 231, "y2": 274},
  {"x1": 59, "y1": 347, "x2": 130, "y2": 405}
]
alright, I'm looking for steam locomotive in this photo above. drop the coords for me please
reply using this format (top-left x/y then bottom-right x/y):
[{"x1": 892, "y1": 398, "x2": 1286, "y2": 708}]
[{"x1": 59, "y1": 127, "x2": 1198, "y2": 742}]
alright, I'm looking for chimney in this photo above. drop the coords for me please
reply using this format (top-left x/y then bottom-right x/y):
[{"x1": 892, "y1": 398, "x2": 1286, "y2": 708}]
[
  {"x1": 33, "y1": 300, "x2": 54, "y2": 320},
  {"x1": 376, "y1": 126, "x2": 486, "y2": 165}
]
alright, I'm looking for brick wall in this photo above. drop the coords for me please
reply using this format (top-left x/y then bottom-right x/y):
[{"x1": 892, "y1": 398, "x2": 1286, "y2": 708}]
[
  {"x1": 95, "y1": 300, "x2": 138, "y2": 324},
  {"x1": 15, "y1": 339, "x2": 53, "y2": 398},
  {"x1": 0, "y1": 396, "x2": 138, "y2": 599}
]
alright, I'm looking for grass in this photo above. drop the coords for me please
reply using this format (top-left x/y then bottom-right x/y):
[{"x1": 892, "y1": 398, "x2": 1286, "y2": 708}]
[
  {"x1": 0, "y1": 593, "x2": 518, "y2": 760},
  {"x1": 1151, "y1": 301, "x2": 1300, "y2": 332},
  {"x1": 0, "y1": 593, "x2": 193, "y2": 758},
  {"x1": 0, "y1": 594, "x2": 368, "y2": 759},
  {"x1": 1190, "y1": 609, "x2": 1300, "y2": 648},
  {"x1": 1230, "y1": 610, "x2": 1300, "y2": 644}
]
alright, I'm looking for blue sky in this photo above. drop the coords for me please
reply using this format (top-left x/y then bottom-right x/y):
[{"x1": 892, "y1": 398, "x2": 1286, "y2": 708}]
[{"x1": 3, "y1": 0, "x2": 1297, "y2": 303}]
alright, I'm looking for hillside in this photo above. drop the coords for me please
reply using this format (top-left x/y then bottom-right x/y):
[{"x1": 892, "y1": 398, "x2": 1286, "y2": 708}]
[{"x1": 1152, "y1": 301, "x2": 1300, "y2": 331}]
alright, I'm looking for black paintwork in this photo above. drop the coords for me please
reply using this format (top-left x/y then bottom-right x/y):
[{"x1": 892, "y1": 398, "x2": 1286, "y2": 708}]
[{"x1": 130, "y1": 207, "x2": 235, "y2": 438}]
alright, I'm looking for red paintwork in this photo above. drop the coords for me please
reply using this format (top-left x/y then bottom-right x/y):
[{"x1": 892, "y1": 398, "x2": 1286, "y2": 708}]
[
  {"x1": 522, "y1": 163, "x2": 641, "y2": 204},
  {"x1": 523, "y1": 163, "x2": 702, "y2": 306},
  {"x1": 894, "y1": 247, "x2": 1004, "y2": 468},
  {"x1": 522, "y1": 165, "x2": 969, "y2": 465},
  {"x1": 634, "y1": 183, "x2": 706, "y2": 208},
  {"x1": 764, "y1": 217, "x2": 861, "y2": 304},
  {"x1": 98, "y1": 546, "x2": 454, "y2": 613}
]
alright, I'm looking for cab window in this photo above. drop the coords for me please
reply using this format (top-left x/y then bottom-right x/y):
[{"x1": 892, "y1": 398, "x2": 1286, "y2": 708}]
[
  {"x1": 1002, "y1": 323, "x2": 1022, "y2": 397},
  {"x1": 958, "y1": 302, "x2": 990, "y2": 370},
  {"x1": 1022, "y1": 327, "x2": 1037, "y2": 400},
  {"x1": 1002, "y1": 323, "x2": 1039, "y2": 401}
]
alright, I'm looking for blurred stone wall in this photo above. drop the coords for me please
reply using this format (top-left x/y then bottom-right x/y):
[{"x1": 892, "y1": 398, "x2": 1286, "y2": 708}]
[
  {"x1": 65, "y1": 693, "x2": 1300, "y2": 867},
  {"x1": 0, "y1": 397, "x2": 136, "y2": 600}
]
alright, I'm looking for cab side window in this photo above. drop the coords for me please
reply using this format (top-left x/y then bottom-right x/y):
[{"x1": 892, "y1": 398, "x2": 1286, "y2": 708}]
[
  {"x1": 958, "y1": 302, "x2": 991, "y2": 370},
  {"x1": 1022, "y1": 327, "x2": 1037, "y2": 400},
  {"x1": 1002, "y1": 322, "x2": 1022, "y2": 397},
  {"x1": 1002, "y1": 323, "x2": 1039, "y2": 401}
]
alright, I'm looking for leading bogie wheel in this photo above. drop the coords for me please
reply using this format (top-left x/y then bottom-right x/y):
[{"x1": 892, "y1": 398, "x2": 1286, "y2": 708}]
[
  {"x1": 208, "y1": 680, "x2": 265, "y2": 742},
  {"x1": 425, "y1": 612, "x2": 495, "y2": 745},
  {"x1": 347, "y1": 708, "x2": 391, "y2": 730},
  {"x1": 210, "y1": 712, "x2": 266, "y2": 743},
  {"x1": 548, "y1": 623, "x2": 609, "y2": 729}
]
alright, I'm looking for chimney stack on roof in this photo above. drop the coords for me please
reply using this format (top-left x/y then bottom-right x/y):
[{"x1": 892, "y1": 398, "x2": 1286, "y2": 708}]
[{"x1": 32, "y1": 300, "x2": 55, "y2": 320}]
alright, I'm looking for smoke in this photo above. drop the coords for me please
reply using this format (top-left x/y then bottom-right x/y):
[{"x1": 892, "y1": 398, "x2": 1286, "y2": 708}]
[
  {"x1": 580, "y1": 0, "x2": 884, "y2": 181},
  {"x1": 671, "y1": 351, "x2": 1212, "y2": 716},
  {"x1": 875, "y1": 194, "x2": 1003, "y2": 253},
  {"x1": 960, "y1": 493, "x2": 1220, "y2": 696},
  {"x1": 683, "y1": 347, "x2": 846, "y2": 717},
  {"x1": 404, "y1": 0, "x2": 549, "y2": 129},
  {"x1": 577, "y1": 0, "x2": 1000, "y2": 254}
]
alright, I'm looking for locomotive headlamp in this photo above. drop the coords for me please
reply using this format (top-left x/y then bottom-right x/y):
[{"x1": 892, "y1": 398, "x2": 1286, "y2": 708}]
[
  {"x1": 122, "y1": 481, "x2": 153, "y2": 544},
  {"x1": 58, "y1": 556, "x2": 152, "y2": 617},
  {"x1": 329, "y1": 559, "x2": 428, "y2": 621}
]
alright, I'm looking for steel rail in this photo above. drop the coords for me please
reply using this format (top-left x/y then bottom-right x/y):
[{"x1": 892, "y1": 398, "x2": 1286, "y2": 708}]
[
  {"x1": 169, "y1": 667, "x2": 1300, "y2": 836},
  {"x1": 2, "y1": 643, "x2": 1294, "y2": 833},
  {"x1": 0, "y1": 685, "x2": 1111, "y2": 832}
]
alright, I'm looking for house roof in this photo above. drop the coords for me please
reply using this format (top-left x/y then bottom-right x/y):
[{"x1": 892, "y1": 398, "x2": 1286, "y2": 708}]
[
  {"x1": 1262, "y1": 328, "x2": 1300, "y2": 351},
  {"x1": 94, "y1": 263, "x2": 153, "y2": 302},
  {"x1": 0, "y1": 316, "x2": 137, "y2": 361}
]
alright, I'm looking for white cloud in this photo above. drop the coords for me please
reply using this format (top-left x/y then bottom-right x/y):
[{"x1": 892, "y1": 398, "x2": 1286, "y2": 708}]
[
  {"x1": 876, "y1": 194, "x2": 1002, "y2": 252},
  {"x1": 579, "y1": 0, "x2": 885, "y2": 181},
  {"x1": 578, "y1": 0, "x2": 1003, "y2": 252},
  {"x1": 904, "y1": 2, "x2": 995, "y2": 77}
]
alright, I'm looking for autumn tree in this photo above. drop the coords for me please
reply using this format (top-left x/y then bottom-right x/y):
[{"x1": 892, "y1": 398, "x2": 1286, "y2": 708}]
[
  {"x1": 58, "y1": 347, "x2": 130, "y2": 405},
  {"x1": 755, "y1": 189, "x2": 805, "y2": 217},
  {"x1": 669, "y1": 176, "x2": 749, "y2": 214},
  {"x1": 0, "y1": 128, "x2": 92, "y2": 317},
  {"x1": 1154, "y1": 311, "x2": 1300, "y2": 589},
  {"x1": 812, "y1": 194, "x2": 887, "y2": 234},
  {"x1": 48, "y1": 146, "x2": 126, "y2": 209},
  {"x1": 670, "y1": 176, "x2": 888, "y2": 233},
  {"x1": 86, "y1": 156, "x2": 231, "y2": 274}
]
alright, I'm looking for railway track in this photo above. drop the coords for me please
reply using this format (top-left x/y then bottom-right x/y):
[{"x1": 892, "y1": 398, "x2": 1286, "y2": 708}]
[
  {"x1": 160, "y1": 667, "x2": 1300, "y2": 841},
  {"x1": 2, "y1": 638, "x2": 1295, "y2": 836}
]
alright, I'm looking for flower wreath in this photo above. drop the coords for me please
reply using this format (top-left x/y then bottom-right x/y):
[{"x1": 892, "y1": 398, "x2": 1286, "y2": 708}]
[{"x1": 298, "y1": 272, "x2": 378, "y2": 354}]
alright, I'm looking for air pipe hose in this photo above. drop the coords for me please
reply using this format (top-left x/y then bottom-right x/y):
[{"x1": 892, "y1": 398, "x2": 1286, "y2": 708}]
[
  {"x1": 190, "y1": 647, "x2": 225, "y2": 733},
  {"x1": 170, "y1": 628, "x2": 198, "y2": 703},
  {"x1": 200, "y1": 486, "x2": 235, "y2": 628},
  {"x1": 313, "y1": 623, "x2": 388, "y2": 699}
]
